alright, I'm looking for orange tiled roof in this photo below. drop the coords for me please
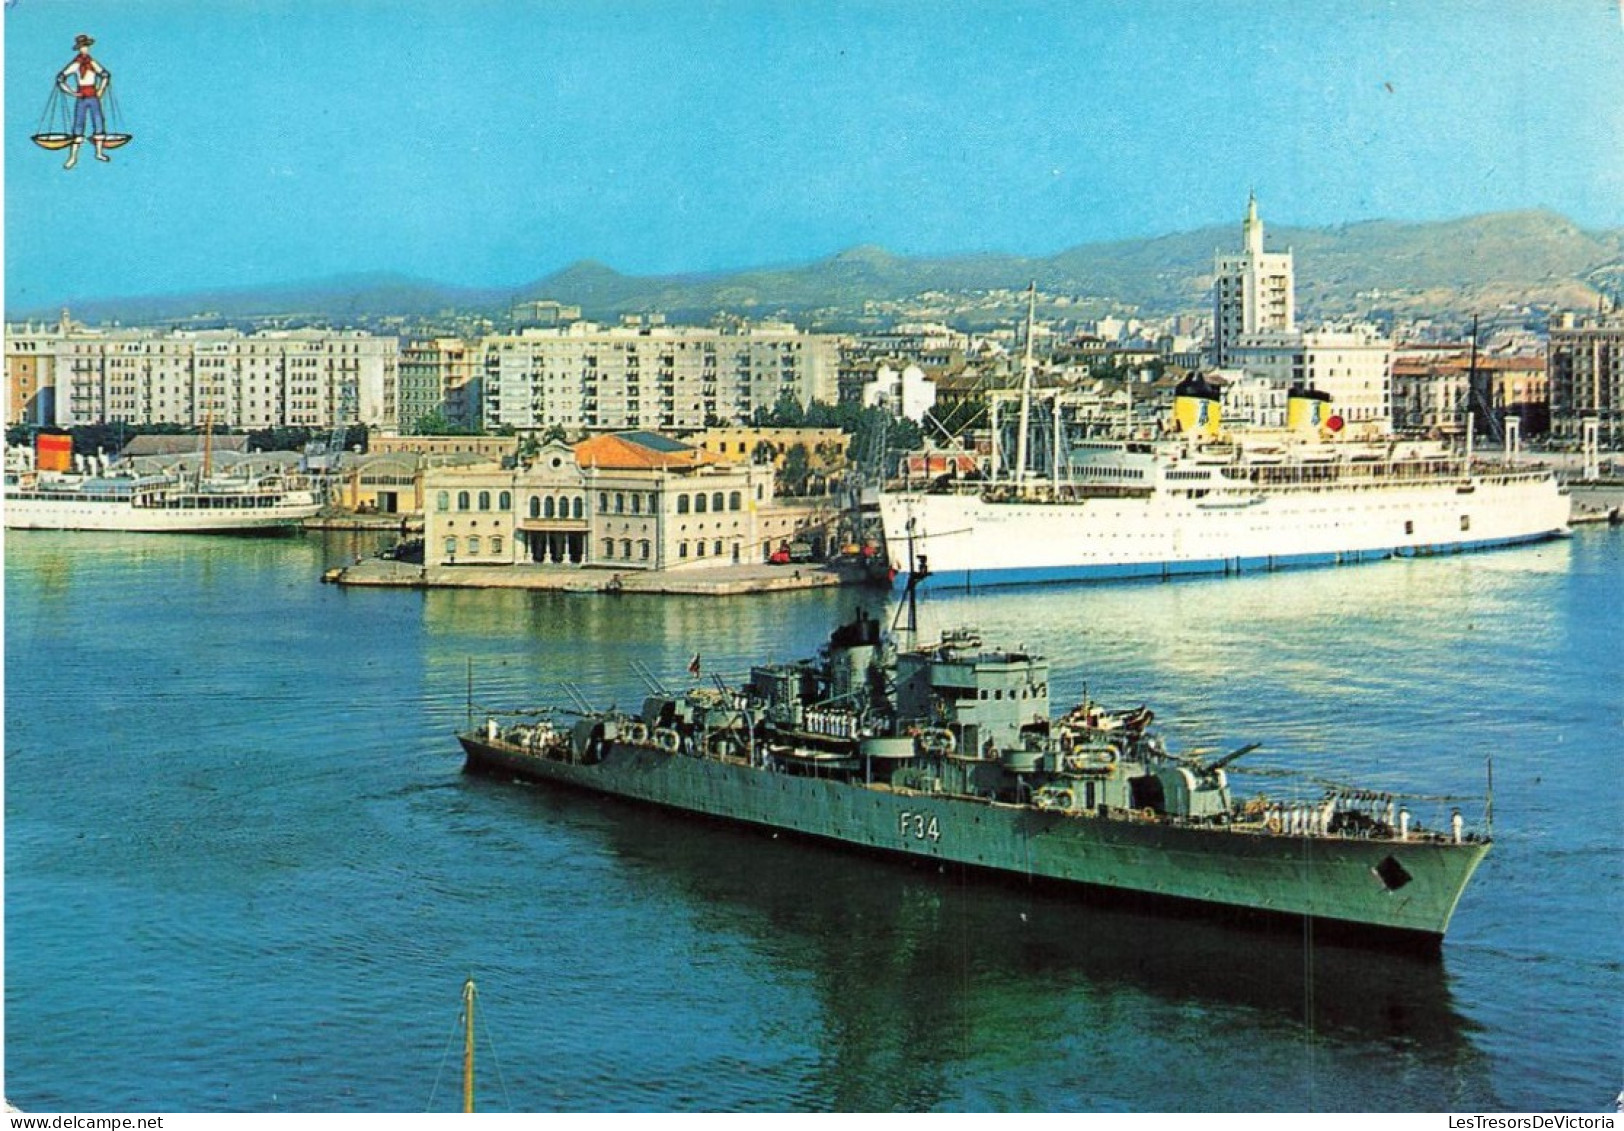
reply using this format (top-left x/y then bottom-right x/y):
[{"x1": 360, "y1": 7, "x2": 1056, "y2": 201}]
[{"x1": 572, "y1": 431, "x2": 717, "y2": 470}]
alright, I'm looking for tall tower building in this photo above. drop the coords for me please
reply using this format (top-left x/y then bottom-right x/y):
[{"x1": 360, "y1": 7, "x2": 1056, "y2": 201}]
[{"x1": 1212, "y1": 194, "x2": 1296, "y2": 366}]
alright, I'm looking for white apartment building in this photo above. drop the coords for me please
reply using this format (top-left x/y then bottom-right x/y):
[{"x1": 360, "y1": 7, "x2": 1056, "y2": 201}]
[
  {"x1": 862, "y1": 363, "x2": 937, "y2": 423},
  {"x1": 479, "y1": 322, "x2": 841, "y2": 434},
  {"x1": 16, "y1": 325, "x2": 398, "y2": 430},
  {"x1": 1212, "y1": 195, "x2": 1296, "y2": 367},
  {"x1": 1227, "y1": 328, "x2": 1393, "y2": 430},
  {"x1": 1211, "y1": 370, "x2": 1288, "y2": 428}
]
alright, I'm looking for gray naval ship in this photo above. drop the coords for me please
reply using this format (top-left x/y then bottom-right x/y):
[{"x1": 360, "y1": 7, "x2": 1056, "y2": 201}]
[{"x1": 459, "y1": 568, "x2": 1491, "y2": 946}]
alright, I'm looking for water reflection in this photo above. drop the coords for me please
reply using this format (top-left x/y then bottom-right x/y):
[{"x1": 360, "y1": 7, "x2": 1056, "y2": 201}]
[{"x1": 461, "y1": 774, "x2": 1492, "y2": 1111}]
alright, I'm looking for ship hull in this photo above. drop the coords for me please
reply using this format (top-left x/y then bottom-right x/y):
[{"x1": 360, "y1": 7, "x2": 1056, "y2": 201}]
[
  {"x1": 880, "y1": 473, "x2": 1570, "y2": 589},
  {"x1": 460, "y1": 735, "x2": 1489, "y2": 945},
  {"x1": 4, "y1": 495, "x2": 321, "y2": 532}
]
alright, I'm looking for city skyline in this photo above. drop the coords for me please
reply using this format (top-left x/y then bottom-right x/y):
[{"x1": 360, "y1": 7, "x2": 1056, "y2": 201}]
[{"x1": 5, "y1": 1, "x2": 1623, "y2": 313}]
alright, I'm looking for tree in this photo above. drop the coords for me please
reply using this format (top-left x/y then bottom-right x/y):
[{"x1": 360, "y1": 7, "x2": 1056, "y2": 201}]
[
  {"x1": 247, "y1": 425, "x2": 317, "y2": 452},
  {"x1": 411, "y1": 410, "x2": 478, "y2": 436},
  {"x1": 780, "y1": 443, "x2": 812, "y2": 495}
]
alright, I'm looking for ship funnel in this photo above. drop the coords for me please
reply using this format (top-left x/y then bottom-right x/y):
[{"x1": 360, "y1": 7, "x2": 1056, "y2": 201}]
[
  {"x1": 1287, "y1": 385, "x2": 1335, "y2": 435},
  {"x1": 1171, "y1": 374, "x2": 1222, "y2": 438},
  {"x1": 36, "y1": 433, "x2": 73, "y2": 472},
  {"x1": 828, "y1": 609, "x2": 882, "y2": 701}
]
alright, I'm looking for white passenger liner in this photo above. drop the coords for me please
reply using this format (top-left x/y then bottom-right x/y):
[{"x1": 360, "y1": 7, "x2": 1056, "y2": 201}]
[{"x1": 879, "y1": 433, "x2": 1571, "y2": 591}]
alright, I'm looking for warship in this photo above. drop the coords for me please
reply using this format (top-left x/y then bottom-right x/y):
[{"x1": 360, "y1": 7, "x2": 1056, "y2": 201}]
[{"x1": 458, "y1": 565, "x2": 1491, "y2": 946}]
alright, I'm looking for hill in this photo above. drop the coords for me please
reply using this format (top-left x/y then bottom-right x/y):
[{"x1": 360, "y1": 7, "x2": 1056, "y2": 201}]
[{"x1": 17, "y1": 211, "x2": 1622, "y2": 329}]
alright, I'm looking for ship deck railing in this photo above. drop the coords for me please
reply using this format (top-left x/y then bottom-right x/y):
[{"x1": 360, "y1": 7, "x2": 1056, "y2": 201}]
[{"x1": 900, "y1": 456, "x2": 1554, "y2": 500}]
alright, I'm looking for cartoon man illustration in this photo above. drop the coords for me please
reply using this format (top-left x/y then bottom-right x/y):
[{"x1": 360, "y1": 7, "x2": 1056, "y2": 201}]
[{"x1": 57, "y1": 33, "x2": 111, "y2": 169}]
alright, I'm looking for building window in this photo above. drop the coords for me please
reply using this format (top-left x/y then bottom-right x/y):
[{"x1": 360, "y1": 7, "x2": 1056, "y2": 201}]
[
  {"x1": 714, "y1": 540, "x2": 722, "y2": 556},
  {"x1": 695, "y1": 493, "x2": 708, "y2": 513},
  {"x1": 491, "y1": 536, "x2": 503, "y2": 555},
  {"x1": 468, "y1": 535, "x2": 481, "y2": 555},
  {"x1": 679, "y1": 542, "x2": 688, "y2": 558},
  {"x1": 457, "y1": 491, "x2": 470, "y2": 511},
  {"x1": 729, "y1": 491, "x2": 741, "y2": 511},
  {"x1": 697, "y1": 540, "x2": 706, "y2": 557},
  {"x1": 615, "y1": 492, "x2": 625, "y2": 514},
  {"x1": 599, "y1": 492, "x2": 608, "y2": 511},
  {"x1": 712, "y1": 492, "x2": 724, "y2": 513},
  {"x1": 437, "y1": 491, "x2": 450, "y2": 512},
  {"x1": 499, "y1": 491, "x2": 511, "y2": 510},
  {"x1": 631, "y1": 494, "x2": 641, "y2": 515},
  {"x1": 478, "y1": 490, "x2": 491, "y2": 511},
  {"x1": 677, "y1": 494, "x2": 690, "y2": 514},
  {"x1": 621, "y1": 538, "x2": 632, "y2": 558},
  {"x1": 603, "y1": 538, "x2": 615, "y2": 559},
  {"x1": 572, "y1": 497, "x2": 583, "y2": 519},
  {"x1": 544, "y1": 497, "x2": 556, "y2": 518},
  {"x1": 443, "y1": 537, "x2": 456, "y2": 557},
  {"x1": 639, "y1": 539, "x2": 650, "y2": 560}
]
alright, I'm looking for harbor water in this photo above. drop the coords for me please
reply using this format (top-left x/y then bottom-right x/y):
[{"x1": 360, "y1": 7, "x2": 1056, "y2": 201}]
[{"x1": 4, "y1": 529, "x2": 1620, "y2": 1112}]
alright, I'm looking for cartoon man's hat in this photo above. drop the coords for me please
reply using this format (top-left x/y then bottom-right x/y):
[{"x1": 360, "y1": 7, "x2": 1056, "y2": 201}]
[{"x1": 74, "y1": 34, "x2": 95, "y2": 49}]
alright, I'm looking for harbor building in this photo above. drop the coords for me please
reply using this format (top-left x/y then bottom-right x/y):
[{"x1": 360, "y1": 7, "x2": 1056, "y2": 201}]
[
  {"x1": 1212, "y1": 194, "x2": 1296, "y2": 367},
  {"x1": 1548, "y1": 309, "x2": 1623, "y2": 444},
  {"x1": 694, "y1": 426, "x2": 850, "y2": 474},
  {"x1": 422, "y1": 431, "x2": 825, "y2": 572},
  {"x1": 370, "y1": 435, "x2": 519, "y2": 461}
]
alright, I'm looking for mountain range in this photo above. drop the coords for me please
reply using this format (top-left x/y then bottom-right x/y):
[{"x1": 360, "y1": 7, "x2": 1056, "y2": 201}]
[{"x1": 19, "y1": 210, "x2": 1624, "y2": 330}]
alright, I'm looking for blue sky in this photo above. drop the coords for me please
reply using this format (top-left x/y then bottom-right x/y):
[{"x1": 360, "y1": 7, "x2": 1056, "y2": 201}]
[{"x1": 5, "y1": 0, "x2": 1623, "y2": 311}]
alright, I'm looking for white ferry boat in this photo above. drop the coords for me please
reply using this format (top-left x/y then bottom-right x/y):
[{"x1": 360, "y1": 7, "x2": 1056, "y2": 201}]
[
  {"x1": 4, "y1": 461, "x2": 321, "y2": 533},
  {"x1": 880, "y1": 366, "x2": 1570, "y2": 592}
]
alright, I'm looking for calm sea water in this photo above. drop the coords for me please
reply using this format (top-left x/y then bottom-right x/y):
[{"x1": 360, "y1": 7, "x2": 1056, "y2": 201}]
[{"x1": 4, "y1": 528, "x2": 1620, "y2": 1113}]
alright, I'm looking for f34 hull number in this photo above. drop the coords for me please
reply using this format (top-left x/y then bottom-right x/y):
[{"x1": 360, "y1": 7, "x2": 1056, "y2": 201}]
[{"x1": 898, "y1": 810, "x2": 941, "y2": 842}]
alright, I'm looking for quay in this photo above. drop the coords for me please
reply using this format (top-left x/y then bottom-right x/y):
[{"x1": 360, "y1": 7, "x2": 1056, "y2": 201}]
[
  {"x1": 1567, "y1": 482, "x2": 1624, "y2": 525},
  {"x1": 327, "y1": 556, "x2": 875, "y2": 596},
  {"x1": 303, "y1": 512, "x2": 422, "y2": 534}
]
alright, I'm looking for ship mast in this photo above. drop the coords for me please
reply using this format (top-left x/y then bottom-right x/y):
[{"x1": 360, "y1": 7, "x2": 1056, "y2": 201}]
[
  {"x1": 1014, "y1": 282, "x2": 1036, "y2": 490},
  {"x1": 202, "y1": 405, "x2": 214, "y2": 480},
  {"x1": 461, "y1": 978, "x2": 476, "y2": 1113}
]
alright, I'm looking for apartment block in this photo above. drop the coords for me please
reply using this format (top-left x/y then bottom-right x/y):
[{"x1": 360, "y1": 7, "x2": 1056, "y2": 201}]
[
  {"x1": 1548, "y1": 310, "x2": 1623, "y2": 444},
  {"x1": 7, "y1": 324, "x2": 399, "y2": 431},
  {"x1": 478, "y1": 322, "x2": 841, "y2": 434}
]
